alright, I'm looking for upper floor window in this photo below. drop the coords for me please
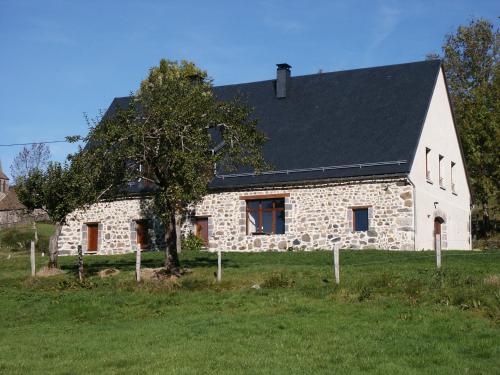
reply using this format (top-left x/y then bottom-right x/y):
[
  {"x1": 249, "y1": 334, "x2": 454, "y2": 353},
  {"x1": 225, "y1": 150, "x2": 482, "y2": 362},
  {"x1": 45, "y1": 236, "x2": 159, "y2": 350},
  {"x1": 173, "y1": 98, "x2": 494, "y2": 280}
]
[
  {"x1": 425, "y1": 148, "x2": 431, "y2": 182},
  {"x1": 451, "y1": 161, "x2": 456, "y2": 194},
  {"x1": 353, "y1": 207, "x2": 369, "y2": 231},
  {"x1": 246, "y1": 198, "x2": 285, "y2": 235},
  {"x1": 439, "y1": 155, "x2": 445, "y2": 188}
]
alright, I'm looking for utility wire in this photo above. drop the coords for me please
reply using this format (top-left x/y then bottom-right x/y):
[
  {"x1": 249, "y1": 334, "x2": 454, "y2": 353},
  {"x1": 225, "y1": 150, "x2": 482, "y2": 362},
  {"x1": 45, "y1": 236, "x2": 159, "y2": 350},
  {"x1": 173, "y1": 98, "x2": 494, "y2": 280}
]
[{"x1": 0, "y1": 139, "x2": 82, "y2": 147}]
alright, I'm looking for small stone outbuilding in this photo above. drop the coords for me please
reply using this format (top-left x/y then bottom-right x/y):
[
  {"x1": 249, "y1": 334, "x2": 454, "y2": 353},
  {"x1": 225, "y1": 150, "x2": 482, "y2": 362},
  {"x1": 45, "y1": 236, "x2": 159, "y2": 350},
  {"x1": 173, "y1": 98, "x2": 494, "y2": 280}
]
[{"x1": 0, "y1": 162, "x2": 48, "y2": 228}]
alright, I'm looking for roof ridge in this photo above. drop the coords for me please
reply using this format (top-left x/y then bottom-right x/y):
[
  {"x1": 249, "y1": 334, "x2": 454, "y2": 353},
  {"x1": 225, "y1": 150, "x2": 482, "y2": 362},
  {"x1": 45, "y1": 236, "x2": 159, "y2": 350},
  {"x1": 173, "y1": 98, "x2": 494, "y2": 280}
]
[
  {"x1": 109, "y1": 60, "x2": 442, "y2": 98},
  {"x1": 213, "y1": 59, "x2": 441, "y2": 89}
]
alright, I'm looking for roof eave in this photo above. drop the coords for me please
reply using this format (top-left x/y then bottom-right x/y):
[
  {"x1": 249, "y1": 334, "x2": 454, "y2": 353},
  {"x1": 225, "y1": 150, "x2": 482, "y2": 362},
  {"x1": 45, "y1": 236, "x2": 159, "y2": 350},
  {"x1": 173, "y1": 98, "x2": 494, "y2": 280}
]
[{"x1": 209, "y1": 172, "x2": 409, "y2": 192}]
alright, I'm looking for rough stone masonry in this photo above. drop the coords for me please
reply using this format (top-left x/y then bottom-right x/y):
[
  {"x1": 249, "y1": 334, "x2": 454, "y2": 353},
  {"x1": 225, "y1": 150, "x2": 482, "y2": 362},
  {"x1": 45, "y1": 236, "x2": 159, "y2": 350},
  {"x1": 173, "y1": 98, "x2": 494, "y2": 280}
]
[{"x1": 58, "y1": 178, "x2": 415, "y2": 255}]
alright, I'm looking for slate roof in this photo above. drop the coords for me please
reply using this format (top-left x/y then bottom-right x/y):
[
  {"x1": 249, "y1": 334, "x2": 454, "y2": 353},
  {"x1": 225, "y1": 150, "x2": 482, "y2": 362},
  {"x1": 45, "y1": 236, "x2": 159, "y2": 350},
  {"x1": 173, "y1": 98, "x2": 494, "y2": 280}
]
[
  {"x1": 0, "y1": 170, "x2": 8, "y2": 180},
  {"x1": 105, "y1": 60, "x2": 442, "y2": 190}
]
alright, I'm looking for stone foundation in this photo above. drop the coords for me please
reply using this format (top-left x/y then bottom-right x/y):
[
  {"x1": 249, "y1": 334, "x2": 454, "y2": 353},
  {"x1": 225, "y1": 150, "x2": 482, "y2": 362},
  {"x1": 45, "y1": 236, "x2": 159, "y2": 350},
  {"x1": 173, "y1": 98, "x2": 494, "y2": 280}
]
[{"x1": 58, "y1": 178, "x2": 415, "y2": 255}]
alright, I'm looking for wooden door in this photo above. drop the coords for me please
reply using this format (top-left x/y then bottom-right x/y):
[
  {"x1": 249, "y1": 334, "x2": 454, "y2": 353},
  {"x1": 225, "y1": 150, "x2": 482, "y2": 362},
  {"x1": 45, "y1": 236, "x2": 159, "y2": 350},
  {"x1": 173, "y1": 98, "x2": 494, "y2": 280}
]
[
  {"x1": 87, "y1": 224, "x2": 98, "y2": 252},
  {"x1": 434, "y1": 218, "x2": 442, "y2": 251},
  {"x1": 195, "y1": 218, "x2": 209, "y2": 246},
  {"x1": 136, "y1": 220, "x2": 149, "y2": 250}
]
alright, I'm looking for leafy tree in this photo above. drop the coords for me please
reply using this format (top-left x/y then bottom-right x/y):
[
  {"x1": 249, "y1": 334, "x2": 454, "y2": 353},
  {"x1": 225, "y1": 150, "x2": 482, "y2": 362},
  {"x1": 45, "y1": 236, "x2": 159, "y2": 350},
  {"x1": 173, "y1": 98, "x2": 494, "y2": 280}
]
[
  {"x1": 16, "y1": 162, "x2": 80, "y2": 267},
  {"x1": 430, "y1": 18, "x2": 499, "y2": 234},
  {"x1": 10, "y1": 143, "x2": 51, "y2": 184},
  {"x1": 73, "y1": 59, "x2": 266, "y2": 273}
]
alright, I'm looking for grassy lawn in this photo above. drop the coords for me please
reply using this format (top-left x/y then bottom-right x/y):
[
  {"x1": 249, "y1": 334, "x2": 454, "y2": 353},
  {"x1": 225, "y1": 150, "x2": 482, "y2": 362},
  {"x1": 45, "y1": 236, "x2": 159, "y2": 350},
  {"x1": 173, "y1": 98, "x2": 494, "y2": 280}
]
[{"x1": 0, "y1": 240, "x2": 499, "y2": 374}]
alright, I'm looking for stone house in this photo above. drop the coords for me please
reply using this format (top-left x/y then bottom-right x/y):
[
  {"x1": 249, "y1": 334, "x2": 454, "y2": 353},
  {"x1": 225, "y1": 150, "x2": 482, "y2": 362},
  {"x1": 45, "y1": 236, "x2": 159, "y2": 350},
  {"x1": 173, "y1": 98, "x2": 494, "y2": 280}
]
[{"x1": 58, "y1": 60, "x2": 471, "y2": 255}]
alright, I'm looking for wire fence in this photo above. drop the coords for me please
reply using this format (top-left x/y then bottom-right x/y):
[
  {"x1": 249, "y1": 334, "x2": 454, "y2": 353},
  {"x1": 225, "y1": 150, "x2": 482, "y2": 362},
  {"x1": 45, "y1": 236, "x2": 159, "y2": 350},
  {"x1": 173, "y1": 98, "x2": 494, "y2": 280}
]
[{"x1": 341, "y1": 251, "x2": 500, "y2": 268}]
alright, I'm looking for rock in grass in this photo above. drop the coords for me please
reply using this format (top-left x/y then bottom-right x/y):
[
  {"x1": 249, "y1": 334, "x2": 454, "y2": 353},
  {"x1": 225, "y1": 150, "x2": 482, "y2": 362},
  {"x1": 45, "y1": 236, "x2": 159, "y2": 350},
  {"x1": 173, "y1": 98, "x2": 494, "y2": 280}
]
[
  {"x1": 97, "y1": 268, "x2": 120, "y2": 278},
  {"x1": 37, "y1": 266, "x2": 66, "y2": 277}
]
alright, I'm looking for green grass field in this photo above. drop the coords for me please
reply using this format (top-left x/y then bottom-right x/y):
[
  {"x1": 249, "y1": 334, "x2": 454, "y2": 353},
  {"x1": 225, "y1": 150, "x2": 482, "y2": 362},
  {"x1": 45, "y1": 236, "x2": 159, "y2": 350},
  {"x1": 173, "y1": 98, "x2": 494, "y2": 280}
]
[{"x1": 0, "y1": 236, "x2": 499, "y2": 374}]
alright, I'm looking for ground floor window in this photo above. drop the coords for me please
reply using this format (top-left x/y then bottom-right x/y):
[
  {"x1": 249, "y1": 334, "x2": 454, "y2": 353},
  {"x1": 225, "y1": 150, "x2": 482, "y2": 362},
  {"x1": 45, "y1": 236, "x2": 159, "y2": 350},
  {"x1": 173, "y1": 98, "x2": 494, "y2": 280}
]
[
  {"x1": 86, "y1": 223, "x2": 99, "y2": 252},
  {"x1": 246, "y1": 198, "x2": 285, "y2": 235},
  {"x1": 353, "y1": 208, "x2": 369, "y2": 231}
]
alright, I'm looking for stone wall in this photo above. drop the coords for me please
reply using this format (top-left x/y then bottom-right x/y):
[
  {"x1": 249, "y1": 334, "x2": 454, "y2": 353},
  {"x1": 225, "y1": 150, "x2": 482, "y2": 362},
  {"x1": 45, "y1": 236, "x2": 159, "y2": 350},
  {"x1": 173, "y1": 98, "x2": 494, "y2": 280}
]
[
  {"x1": 0, "y1": 209, "x2": 49, "y2": 229},
  {"x1": 58, "y1": 178, "x2": 415, "y2": 255},
  {"x1": 184, "y1": 178, "x2": 414, "y2": 251},
  {"x1": 58, "y1": 198, "x2": 165, "y2": 255}
]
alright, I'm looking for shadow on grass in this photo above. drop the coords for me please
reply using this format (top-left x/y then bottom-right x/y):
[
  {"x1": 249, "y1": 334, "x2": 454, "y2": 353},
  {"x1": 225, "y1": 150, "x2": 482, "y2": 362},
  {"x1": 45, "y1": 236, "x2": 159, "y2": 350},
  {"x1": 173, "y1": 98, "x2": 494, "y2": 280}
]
[{"x1": 60, "y1": 254, "x2": 240, "y2": 276}]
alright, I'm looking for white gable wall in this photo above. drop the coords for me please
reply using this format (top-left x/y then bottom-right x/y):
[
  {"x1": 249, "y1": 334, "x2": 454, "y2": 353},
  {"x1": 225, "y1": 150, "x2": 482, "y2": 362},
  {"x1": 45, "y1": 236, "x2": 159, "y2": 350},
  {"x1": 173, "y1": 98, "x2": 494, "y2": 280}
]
[{"x1": 409, "y1": 69, "x2": 471, "y2": 250}]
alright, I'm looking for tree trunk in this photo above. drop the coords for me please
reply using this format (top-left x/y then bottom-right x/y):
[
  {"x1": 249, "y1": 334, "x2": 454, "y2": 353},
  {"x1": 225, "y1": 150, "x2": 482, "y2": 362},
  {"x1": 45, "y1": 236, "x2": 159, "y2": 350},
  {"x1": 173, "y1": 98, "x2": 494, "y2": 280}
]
[
  {"x1": 482, "y1": 200, "x2": 490, "y2": 237},
  {"x1": 48, "y1": 222, "x2": 62, "y2": 269},
  {"x1": 164, "y1": 212, "x2": 180, "y2": 273},
  {"x1": 175, "y1": 211, "x2": 182, "y2": 254}
]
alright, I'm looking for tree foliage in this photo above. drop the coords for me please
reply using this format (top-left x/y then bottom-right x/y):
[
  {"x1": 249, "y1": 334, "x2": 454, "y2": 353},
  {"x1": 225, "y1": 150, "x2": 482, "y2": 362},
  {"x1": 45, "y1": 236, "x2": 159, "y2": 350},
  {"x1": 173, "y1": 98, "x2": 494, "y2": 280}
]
[
  {"x1": 15, "y1": 161, "x2": 86, "y2": 267},
  {"x1": 16, "y1": 162, "x2": 79, "y2": 224},
  {"x1": 73, "y1": 59, "x2": 267, "y2": 271},
  {"x1": 431, "y1": 18, "x2": 499, "y2": 230}
]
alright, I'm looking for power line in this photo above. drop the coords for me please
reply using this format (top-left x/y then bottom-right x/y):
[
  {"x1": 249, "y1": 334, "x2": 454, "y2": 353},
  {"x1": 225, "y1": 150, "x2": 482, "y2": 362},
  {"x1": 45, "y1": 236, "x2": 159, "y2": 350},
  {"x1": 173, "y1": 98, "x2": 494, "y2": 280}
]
[{"x1": 0, "y1": 139, "x2": 82, "y2": 147}]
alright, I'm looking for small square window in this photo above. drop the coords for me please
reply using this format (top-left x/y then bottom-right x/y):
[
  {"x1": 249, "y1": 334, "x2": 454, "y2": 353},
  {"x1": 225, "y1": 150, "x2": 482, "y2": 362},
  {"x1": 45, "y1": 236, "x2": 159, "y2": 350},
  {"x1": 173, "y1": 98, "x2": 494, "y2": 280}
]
[{"x1": 353, "y1": 208, "x2": 369, "y2": 231}]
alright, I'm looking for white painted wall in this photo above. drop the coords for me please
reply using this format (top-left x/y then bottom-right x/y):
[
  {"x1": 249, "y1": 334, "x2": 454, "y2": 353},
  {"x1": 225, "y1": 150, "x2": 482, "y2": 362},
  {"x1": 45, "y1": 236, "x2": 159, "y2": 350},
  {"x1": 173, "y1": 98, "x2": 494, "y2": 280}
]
[{"x1": 409, "y1": 68, "x2": 471, "y2": 250}]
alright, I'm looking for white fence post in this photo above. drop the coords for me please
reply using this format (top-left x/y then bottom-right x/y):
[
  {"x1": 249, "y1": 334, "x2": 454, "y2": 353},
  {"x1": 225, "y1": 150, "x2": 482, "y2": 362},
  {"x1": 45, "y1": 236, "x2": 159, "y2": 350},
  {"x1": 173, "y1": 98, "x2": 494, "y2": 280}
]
[
  {"x1": 217, "y1": 250, "x2": 222, "y2": 282},
  {"x1": 436, "y1": 234, "x2": 441, "y2": 269},
  {"x1": 30, "y1": 241, "x2": 36, "y2": 277},
  {"x1": 136, "y1": 249, "x2": 141, "y2": 283},
  {"x1": 77, "y1": 245, "x2": 84, "y2": 282},
  {"x1": 333, "y1": 245, "x2": 340, "y2": 285}
]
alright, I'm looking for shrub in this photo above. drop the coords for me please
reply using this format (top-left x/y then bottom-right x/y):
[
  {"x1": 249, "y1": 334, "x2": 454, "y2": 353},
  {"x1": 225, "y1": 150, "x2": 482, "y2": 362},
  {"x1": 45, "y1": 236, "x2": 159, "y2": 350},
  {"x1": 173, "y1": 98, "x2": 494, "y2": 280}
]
[
  {"x1": 357, "y1": 286, "x2": 372, "y2": 302},
  {"x1": 0, "y1": 227, "x2": 34, "y2": 251},
  {"x1": 262, "y1": 272, "x2": 295, "y2": 288},
  {"x1": 181, "y1": 233, "x2": 205, "y2": 252}
]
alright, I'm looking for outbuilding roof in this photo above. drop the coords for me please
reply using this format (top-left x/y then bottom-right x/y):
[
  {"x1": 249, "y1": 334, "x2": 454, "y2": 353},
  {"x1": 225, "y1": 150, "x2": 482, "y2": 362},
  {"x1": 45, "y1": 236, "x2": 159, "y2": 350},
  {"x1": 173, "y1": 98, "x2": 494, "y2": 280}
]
[{"x1": 0, "y1": 188, "x2": 25, "y2": 211}]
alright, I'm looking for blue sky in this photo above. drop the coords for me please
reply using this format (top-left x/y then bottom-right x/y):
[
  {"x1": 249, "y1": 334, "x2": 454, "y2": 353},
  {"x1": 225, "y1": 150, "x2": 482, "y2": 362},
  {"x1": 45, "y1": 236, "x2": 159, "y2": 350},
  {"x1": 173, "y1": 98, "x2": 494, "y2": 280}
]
[{"x1": 0, "y1": 0, "x2": 498, "y2": 179}]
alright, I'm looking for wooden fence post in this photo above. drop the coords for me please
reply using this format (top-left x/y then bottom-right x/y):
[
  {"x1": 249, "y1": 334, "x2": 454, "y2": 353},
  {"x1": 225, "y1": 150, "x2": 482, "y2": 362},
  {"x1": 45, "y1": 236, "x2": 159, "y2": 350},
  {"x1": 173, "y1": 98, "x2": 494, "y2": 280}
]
[
  {"x1": 30, "y1": 241, "x2": 36, "y2": 277},
  {"x1": 78, "y1": 245, "x2": 84, "y2": 282},
  {"x1": 436, "y1": 234, "x2": 441, "y2": 269},
  {"x1": 135, "y1": 249, "x2": 141, "y2": 282},
  {"x1": 217, "y1": 250, "x2": 222, "y2": 282},
  {"x1": 333, "y1": 245, "x2": 340, "y2": 285}
]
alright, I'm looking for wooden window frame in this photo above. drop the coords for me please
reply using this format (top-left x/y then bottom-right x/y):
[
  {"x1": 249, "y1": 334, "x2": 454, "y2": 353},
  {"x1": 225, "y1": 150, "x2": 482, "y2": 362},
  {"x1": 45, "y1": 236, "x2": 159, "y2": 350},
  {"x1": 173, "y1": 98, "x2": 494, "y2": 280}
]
[
  {"x1": 240, "y1": 193, "x2": 289, "y2": 200},
  {"x1": 245, "y1": 198, "x2": 285, "y2": 235},
  {"x1": 352, "y1": 207, "x2": 370, "y2": 232}
]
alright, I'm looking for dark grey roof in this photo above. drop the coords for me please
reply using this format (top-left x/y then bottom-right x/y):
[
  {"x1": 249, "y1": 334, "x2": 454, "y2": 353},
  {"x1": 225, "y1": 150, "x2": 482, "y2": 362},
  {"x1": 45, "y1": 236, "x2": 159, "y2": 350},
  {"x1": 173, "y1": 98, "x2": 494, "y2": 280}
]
[{"x1": 105, "y1": 60, "x2": 442, "y2": 190}]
